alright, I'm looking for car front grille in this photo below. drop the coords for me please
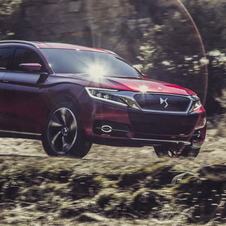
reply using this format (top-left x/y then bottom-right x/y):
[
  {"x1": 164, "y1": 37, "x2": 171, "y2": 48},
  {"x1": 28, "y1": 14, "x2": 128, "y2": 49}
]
[
  {"x1": 134, "y1": 94, "x2": 191, "y2": 112},
  {"x1": 129, "y1": 112, "x2": 199, "y2": 136}
]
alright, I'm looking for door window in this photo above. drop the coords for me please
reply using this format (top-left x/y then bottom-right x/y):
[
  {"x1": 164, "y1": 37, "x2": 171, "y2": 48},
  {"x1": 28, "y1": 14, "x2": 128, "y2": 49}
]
[{"x1": 0, "y1": 48, "x2": 13, "y2": 70}]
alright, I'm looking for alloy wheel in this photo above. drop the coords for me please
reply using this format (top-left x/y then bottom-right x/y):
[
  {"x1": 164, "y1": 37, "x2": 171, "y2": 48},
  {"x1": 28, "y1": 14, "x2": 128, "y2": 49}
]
[{"x1": 47, "y1": 107, "x2": 77, "y2": 155}]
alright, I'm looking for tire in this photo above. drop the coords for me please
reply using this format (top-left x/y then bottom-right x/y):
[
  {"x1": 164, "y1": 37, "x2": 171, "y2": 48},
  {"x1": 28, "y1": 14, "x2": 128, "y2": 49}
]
[
  {"x1": 42, "y1": 101, "x2": 92, "y2": 158},
  {"x1": 154, "y1": 143, "x2": 200, "y2": 158},
  {"x1": 180, "y1": 146, "x2": 200, "y2": 157}
]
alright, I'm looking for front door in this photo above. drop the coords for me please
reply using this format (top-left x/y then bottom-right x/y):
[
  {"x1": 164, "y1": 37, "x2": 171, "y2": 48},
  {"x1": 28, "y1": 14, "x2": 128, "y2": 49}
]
[{"x1": 0, "y1": 47, "x2": 47, "y2": 133}]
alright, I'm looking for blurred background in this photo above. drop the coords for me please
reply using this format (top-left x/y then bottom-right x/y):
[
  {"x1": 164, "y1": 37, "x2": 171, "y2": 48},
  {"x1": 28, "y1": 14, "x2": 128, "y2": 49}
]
[{"x1": 0, "y1": 0, "x2": 225, "y2": 116}]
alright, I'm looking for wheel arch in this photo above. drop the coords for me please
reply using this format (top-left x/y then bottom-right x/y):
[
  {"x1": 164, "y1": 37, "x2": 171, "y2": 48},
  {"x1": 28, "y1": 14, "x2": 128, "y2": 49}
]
[{"x1": 41, "y1": 84, "x2": 86, "y2": 134}]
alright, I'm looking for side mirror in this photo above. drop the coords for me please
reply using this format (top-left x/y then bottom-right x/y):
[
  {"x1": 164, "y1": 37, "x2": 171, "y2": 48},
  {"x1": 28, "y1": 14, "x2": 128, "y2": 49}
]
[{"x1": 19, "y1": 63, "x2": 42, "y2": 72}]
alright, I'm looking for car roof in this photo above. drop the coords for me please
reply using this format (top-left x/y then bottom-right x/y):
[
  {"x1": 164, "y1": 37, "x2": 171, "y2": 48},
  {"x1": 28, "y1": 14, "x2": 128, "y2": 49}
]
[{"x1": 0, "y1": 40, "x2": 116, "y2": 54}]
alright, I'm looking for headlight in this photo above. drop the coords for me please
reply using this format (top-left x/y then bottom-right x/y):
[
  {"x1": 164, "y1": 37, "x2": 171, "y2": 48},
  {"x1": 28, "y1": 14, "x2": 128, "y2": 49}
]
[
  {"x1": 85, "y1": 87, "x2": 141, "y2": 110},
  {"x1": 190, "y1": 95, "x2": 202, "y2": 112}
]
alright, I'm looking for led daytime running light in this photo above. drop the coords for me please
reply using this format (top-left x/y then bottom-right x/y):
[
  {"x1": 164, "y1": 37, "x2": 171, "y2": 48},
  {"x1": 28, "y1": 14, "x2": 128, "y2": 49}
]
[{"x1": 85, "y1": 87, "x2": 141, "y2": 110}]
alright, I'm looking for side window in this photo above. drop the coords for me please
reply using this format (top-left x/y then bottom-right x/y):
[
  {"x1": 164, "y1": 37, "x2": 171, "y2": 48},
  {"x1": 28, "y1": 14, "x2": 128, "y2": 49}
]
[
  {"x1": 0, "y1": 48, "x2": 13, "y2": 70},
  {"x1": 12, "y1": 48, "x2": 44, "y2": 72}
]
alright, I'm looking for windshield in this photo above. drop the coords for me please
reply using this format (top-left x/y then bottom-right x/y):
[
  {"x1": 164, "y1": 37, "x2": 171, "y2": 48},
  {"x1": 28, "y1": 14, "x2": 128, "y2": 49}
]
[{"x1": 41, "y1": 49, "x2": 142, "y2": 78}]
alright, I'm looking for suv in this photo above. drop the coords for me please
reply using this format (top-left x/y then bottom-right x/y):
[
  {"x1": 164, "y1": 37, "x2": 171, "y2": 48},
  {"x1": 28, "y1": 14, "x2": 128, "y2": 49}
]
[{"x1": 0, "y1": 40, "x2": 206, "y2": 158}]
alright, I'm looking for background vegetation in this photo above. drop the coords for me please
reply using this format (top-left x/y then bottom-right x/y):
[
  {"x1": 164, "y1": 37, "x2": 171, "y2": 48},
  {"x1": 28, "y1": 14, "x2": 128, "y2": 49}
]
[
  {"x1": 183, "y1": 0, "x2": 226, "y2": 115},
  {"x1": 138, "y1": 0, "x2": 226, "y2": 115}
]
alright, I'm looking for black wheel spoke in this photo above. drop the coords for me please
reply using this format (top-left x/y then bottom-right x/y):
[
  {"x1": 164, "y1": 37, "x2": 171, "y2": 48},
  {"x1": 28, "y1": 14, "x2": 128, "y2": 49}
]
[
  {"x1": 49, "y1": 119, "x2": 63, "y2": 128},
  {"x1": 59, "y1": 108, "x2": 67, "y2": 126},
  {"x1": 62, "y1": 136, "x2": 69, "y2": 152},
  {"x1": 69, "y1": 119, "x2": 77, "y2": 132},
  {"x1": 51, "y1": 130, "x2": 62, "y2": 145}
]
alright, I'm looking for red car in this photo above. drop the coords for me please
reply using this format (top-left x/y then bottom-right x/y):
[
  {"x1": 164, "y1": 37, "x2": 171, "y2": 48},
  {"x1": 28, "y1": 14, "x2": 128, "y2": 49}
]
[{"x1": 0, "y1": 40, "x2": 206, "y2": 158}]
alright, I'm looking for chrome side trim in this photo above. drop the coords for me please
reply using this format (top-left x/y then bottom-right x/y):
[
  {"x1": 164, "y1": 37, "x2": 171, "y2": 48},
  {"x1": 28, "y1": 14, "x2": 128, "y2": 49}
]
[
  {"x1": 132, "y1": 138, "x2": 191, "y2": 145},
  {"x1": 0, "y1": 129, "x2": 41, "y2": 136}
]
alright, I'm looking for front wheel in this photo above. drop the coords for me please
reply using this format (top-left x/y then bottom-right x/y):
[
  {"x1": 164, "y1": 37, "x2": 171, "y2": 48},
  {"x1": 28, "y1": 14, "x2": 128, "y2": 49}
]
[
  {"x1": 154, "y1": 144, "x2": 200, "y2": 158},
  {"x1": 180, "y1": 146, "x2": 200, "y2": 157},
  {"x1": 42, "y1": 102, "x2": 92, "y2": 158}
]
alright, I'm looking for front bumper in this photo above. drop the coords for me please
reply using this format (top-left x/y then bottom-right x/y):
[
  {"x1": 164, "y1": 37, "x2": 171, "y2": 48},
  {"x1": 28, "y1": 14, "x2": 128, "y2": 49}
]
[{"x1": 82, "y1": 99, "x2": 206, "y2": 148}]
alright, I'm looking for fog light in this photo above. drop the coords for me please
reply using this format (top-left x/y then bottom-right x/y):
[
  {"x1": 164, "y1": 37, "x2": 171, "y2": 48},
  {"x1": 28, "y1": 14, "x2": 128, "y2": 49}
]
[{"x1": 101, "y1": 125, "x2": 113, "y2": 133}]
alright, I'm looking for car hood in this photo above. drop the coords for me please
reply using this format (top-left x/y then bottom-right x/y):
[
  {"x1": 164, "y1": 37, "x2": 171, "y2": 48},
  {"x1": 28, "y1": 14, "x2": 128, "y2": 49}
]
[
  {"x1": 57, "y1": 74, "x2": 196, "y2": 96},
  {"x1": 99, "y1": 77, "x2": 195, "y2": 95}
]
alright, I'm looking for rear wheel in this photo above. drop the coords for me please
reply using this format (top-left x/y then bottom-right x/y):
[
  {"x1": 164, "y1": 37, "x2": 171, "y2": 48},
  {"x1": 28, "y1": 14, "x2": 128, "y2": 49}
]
[
  {"x1": 42, "y1": 102, "x2": 92, "y2": 158},
  {"x1": 154, "y1": 144, "x2": 200, "y2": 158}
]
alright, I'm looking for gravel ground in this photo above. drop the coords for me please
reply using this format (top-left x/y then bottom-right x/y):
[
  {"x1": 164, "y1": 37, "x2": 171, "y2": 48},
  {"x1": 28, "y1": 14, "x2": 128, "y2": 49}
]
[{"x1": 0, "y1": 126, "x2": 226, "y2": 225}]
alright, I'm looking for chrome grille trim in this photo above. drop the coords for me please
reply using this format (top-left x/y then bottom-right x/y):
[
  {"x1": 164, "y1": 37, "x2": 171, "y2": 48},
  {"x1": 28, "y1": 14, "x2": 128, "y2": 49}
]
[
  {"x1": 0, "y1": 129, "x2": 41, "y2": 136},
  {"x1": 133, "y1": 93, "x2": 193, "y2": 113}
]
